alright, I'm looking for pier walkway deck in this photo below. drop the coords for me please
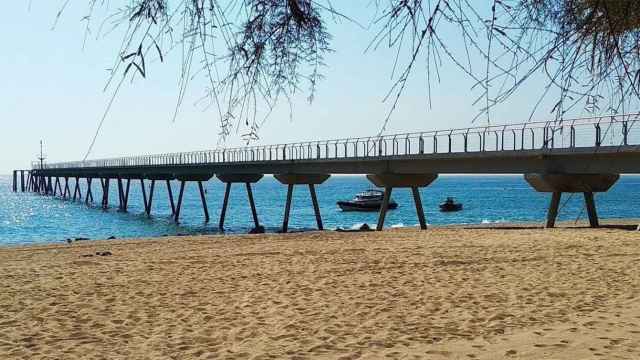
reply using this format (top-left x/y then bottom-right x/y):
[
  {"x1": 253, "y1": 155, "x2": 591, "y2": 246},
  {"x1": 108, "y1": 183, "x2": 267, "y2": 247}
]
[{"x1": 14, "y1": 114, "x2": 640, "y2": 231}]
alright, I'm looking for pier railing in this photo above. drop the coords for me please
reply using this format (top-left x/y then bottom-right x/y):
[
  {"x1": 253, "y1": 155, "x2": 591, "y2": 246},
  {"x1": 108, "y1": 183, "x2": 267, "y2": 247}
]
[{"x1": 35, "y1": 113, "x2": 640, "y2": 169}]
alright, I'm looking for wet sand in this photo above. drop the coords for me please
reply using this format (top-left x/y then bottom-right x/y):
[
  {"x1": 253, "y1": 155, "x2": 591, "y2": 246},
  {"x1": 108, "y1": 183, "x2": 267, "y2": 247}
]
[{"x1": 1, "y1": 227, "x2": 639, "y2": 359}]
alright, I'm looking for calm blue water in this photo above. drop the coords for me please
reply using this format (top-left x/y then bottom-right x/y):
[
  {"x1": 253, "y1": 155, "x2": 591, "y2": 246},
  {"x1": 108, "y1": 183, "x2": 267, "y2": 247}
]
[{"x1": 1, "y1": 175, "x2": 639, "y2": 246}]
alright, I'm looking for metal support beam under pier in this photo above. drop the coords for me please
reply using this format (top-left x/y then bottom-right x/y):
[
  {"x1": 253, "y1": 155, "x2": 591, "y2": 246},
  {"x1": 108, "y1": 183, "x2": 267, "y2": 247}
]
[
  {"x1": 173, "y1": 174, "x2": 214, "y2": 224},
  {"x1": 524, "y1": 173, "x2": 620, "y2": 228},
  {"x1": 274, "y1": 174, "x2": 330, "y2": 233},
  {"x1": 216, "y1": 174, "x2": 264, "y2": 232},
  {"x1": 367, "y1": 173, "x2": 438, "y2": 231}
]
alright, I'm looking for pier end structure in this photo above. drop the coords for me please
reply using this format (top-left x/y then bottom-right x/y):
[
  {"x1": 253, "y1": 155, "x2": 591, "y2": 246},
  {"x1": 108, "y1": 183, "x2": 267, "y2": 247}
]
[
  {"x1": 274, "y1": 174, "x2": 330, "y2": 233},
  {"x1": 366, "y1": 173, "x2": 438, "y2": 231},
  {"x1": 11, "y1": 170, "x2": 29, "y2": 192},
  {"x1": 524, "y1": 173, "x2": 620, "y2": 228}
]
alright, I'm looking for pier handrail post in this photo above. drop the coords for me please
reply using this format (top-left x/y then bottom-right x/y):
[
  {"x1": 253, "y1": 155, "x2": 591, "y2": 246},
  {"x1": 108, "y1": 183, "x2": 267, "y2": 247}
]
[
  {"x1": 463, "y1": 130, "x2": 469, "y2": 152},
  {"x1": 433, "y1": 132, "x2": 438, "y2": 153},
  {"x1": 529, "y1": 128, "x2": 535, "y2": 149},
  {"x1": 404, "y1": 135, "x2": 410, "y2": 155}
]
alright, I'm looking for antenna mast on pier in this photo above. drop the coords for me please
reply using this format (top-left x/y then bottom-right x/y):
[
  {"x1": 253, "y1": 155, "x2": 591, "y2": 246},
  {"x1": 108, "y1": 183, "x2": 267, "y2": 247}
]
[{"x1": 37, "y1": 140, "x2": 47, "y2": 169}]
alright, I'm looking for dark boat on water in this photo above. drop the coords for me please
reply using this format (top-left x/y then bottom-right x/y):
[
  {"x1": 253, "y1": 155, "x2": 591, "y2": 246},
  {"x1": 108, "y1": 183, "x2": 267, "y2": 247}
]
[
  {"x1": 337, "y1": 189, "x2": 398, "y2": 212},
  {"x1": 439, "y1": 197, "x2": 463, "y2": 212}
]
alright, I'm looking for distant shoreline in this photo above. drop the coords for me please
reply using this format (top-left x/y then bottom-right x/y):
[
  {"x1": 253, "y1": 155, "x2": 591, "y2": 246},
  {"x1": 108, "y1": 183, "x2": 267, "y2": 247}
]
[{"x1": 2, "y1": 218, "x2": 638, "y2": 249}]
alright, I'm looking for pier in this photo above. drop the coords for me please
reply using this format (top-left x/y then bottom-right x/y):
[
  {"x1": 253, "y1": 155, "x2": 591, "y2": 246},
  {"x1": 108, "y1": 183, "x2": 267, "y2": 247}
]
[{"x1": 13, "y1": 114, "x2": 640, "y2": 231}]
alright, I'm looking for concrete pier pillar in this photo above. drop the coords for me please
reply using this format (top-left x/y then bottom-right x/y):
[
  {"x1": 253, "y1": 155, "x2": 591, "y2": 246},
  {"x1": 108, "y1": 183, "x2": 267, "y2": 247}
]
[
  {"x1": 274, "y1": 174, "x2": 330, "y2": 233},
  {"x1": 117, "y1": 178, "x2": 124, "y2": 211},
  {"x1": 219, "y1": 182, "x2": 231, "y2": 230},
  {"x1": 123, "y1": 179, "x2": 131, "y2": 210},
  {"x1": 141, "y1": 179, "x2": 156, "y2": 216},
  {"x1": 100, "y1": 178, "x2": 110, "y2": 209},
  {"x1": 47, "y1": 176, "x2": 53, "y2": 195},
  {"x1": 140, "y1": 179, "x2": 148, "y2": 213},
  {"x1": 166, "y1": 180, "x2": 175, "y2": 215},
  {"x1": 26, "y1": 172, "x2": 32, "y2": 192},
  {"x1": 367, "y1": 173, "x2": 438, "y2": 231},
  {"x1": 63, "y1": 177, "x2": 70, "y2": 200},
  {"x1": 583, "y1": 192, "x2": 599, "y2": 228},
  {"x1": 411, "y1": 187, "x2": 427, "y2": 230},
  {"x1": 524, "y1": 173, "x2": 619, "y2": 228},
  {"x1": 86, "y1": 178, "x2": 94, "y2": 204},
  {"x1": 174, "y1": 181, "x2": 186, "y2": 224},
  {"x1": 246, "y1": 183, "x2": 260, "y2": 230},
  {"x1": 282, "y1": 184, "x2": 294, "y2": 233},
  {"x1": 197, "y1": 181, "x2": 209, "y2": 223},
  {"x1": 72, "y1": 177, "x2": 82, "y2": 201},
  {"x1": 376, "y1": 187, "x2": 393, "y2": 231},
  {"x1": 216, "y1": 174, "x2": 264, "y2": 231},
  {"x1": 12, "y1": 171, "x2": 17, "y2": 192},
  {"x1": 309, "y1": 184, "x2": 323, "y2": 230},
  {"x1": 20, "y1": 171, "x2": 25, "y2": 192},
  {"x1": 57, "y1": 177, "x2": 63, "y2": 197},
  {"x1": 546, "y1": 192, "x2": 562, "y2": 228}
]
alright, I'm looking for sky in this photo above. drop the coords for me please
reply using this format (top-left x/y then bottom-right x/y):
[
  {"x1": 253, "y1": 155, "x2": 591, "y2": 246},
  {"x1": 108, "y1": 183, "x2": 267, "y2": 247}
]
[{"x1": 0, "y1": 1, "x2": 594, "y2": 174}]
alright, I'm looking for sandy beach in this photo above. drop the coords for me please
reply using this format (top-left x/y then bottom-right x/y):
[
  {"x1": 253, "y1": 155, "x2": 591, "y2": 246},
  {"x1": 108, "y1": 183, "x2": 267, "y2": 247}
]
[{"x1": 1, "y1": 226, "x2": 639, "y2": 359}]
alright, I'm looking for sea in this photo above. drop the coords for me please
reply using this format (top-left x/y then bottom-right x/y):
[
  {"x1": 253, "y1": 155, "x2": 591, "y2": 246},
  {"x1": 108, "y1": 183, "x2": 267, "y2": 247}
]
[{"x1": 1, "y1": 175, "x2": 638, "y2": 246}]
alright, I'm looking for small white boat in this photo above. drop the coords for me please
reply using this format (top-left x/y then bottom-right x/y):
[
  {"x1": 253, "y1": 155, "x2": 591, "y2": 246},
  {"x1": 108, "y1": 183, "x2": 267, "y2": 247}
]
[{"x1": 337, "y1": 189, "x2": 398, "y2": 212}]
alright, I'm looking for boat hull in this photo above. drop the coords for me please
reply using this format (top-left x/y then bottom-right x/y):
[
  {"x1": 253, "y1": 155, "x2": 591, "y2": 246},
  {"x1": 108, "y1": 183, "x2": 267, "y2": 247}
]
[
  {"x1": 439, "y1": 204, "x2": 463, "y2": 212},
  {"x1": 337, "y1": 201, "x2": 398, "y2": 212}
]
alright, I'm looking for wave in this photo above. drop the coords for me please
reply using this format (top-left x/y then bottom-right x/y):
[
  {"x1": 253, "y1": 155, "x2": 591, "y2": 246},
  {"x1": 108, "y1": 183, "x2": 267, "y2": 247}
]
[{"x1": 480, "y1": 219, "x2": 508, "y2": 224}]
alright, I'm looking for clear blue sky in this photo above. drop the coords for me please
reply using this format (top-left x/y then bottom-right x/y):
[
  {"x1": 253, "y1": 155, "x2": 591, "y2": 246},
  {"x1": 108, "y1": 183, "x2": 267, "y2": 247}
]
[{"x1": 1, "y1": 1, "x2": 579, "y2": 174}]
